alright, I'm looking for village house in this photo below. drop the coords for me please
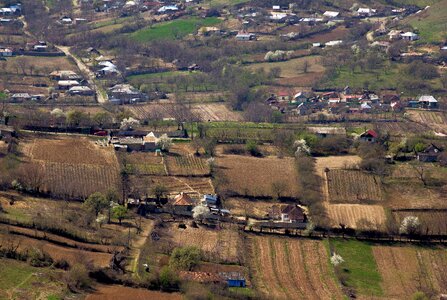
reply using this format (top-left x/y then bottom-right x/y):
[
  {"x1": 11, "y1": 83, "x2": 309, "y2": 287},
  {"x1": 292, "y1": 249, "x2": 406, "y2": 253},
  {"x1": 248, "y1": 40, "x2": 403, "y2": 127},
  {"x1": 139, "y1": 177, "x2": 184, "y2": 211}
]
[
  {"x1": 50, "y1": 70, "x2": 82, "y2": 80},
  {"x1": 96, "y1": 61, "x2": 121, "y2": 77},
  {"x1": 157, "y1": 5, "x2": 179, "y2": 14},
  {"x1": 10, "y1": 93, "x2": 31, "y2": 102},
  {"x1": 323, "y1": 11, "x2": 340, "y2": 18},
  {"x1": 235, "y1": 32, "x2": 256, "y2": 41},
  {"x1": 359, "y1": 129, "x2": 378, "y2": 142},
  {"x1": 108, "y1": 84, "x2": 146, "y2": 104},
  {"x1": 58, "y1": 80, "x2": 80, "y2": 90},
  {"x1": 418, "y1": 95, "x2": 438, "y2": 109},
  {"x1": 0, "y1": 47, "x2": 13, "y2": 57},
  {"x1": 357, "y1": 8, "x2": 376, "y2": 17},
  {"x1": 111, "y1": 132, "x2": 159, "y2": 152},
  {"x1": 172, "y1": 192, "x2": 196, "y2": 215},
  {"x1": 400, "y1": 32, "x2": 419, "y2": 41},
  {"x1": 417, "y1": 144, "x2": 443, "y2": 162},
  {"x1": 68, "y1": 86, "x2": 94, "y2": 96},
  {"x1": 270, "y1": 204, "x2": 306, "y2": 223}
]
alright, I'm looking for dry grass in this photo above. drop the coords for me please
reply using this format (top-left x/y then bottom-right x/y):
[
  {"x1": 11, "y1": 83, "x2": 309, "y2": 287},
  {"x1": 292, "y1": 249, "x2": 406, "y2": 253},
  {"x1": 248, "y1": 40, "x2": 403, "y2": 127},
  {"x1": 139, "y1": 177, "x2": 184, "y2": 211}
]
[
  {"x1": 327, "y1": 169, "x2": 383, "y2": 203},
  {"x1": 225, "y1": 197, "x2": 273, "y2": 219},
  {"x1": 373, "y1": 245, "x2": 447, "y2": 299},
  {"x1": 246, "y1": 56, "x2": 324, "y2": 78},
  {"x1": 216, "y1": 155, "x2": 299, "y2": 198},
  {"x1": 86, "y1": 285, "x2": 183, "y2": 300},
  {"x1": 158, "y1": 223, "x2": 242, "y2": 263},
  {"x1": 0, "y1": 56, "x2": 78, "y2": 75},
  {"x1": 124, "y1": 152, "x2": 166, "y2": 176},
  {"x1": 315, "y1": 155, "x2": 361, "y2": 175},
  {"x1": 406, "y1": 110, "x2": 447, "y2": 134},
  {"x1": 325, "y1": 203, "x2": 387, "y2": 230},
  {"x1": 250, "y1": 236, "x2": 343, "y2": 299}
]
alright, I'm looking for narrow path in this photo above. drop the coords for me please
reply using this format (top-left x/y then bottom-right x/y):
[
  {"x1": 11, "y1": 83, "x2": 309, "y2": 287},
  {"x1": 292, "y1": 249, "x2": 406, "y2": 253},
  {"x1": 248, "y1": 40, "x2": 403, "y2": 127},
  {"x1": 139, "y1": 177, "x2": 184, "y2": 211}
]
[{"x1": 127, "y1": 219, "x2": 153, "y2": 277}]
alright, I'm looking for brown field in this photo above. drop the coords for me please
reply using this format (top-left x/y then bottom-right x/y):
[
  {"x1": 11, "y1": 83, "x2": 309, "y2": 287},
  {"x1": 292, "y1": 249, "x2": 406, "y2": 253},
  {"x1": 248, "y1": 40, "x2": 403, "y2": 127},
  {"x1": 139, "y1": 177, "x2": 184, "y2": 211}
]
[
  {"x1": 392, "y1": 210, "x2": 447, "y2": 235},
  {"x1": 374, "y1": 121, "x2": 429, "y2": 136},
  {"x1": 325, "y1": 203, "x2": 386, "y2": 230},
  {"x1": 225, "y1": 197, "x2": 273, "y2": 219},
  {"x1": 315, "y1": 155, "x2": 361, "y2": 175},
  {"x1": 156, "y1": 223, "x2": 242, "y2": 263},
  {"x1": 373, "y1": 245, "x2": 447, "y2": 299},
  {"x1": 216, "y1": 155, "x2": 299, "y2": 198},
  {"x1": 250, "y1": 236, "x2": 343, "y2": 299},
  {"x1": 127, "y1": 102, "x2": 242, "y2": 122},
  {"x1": 131, "y1": 175, "x2": 214, "y2": 198},
  {"x1": 86, "y1": 285, "x2": 183, "y2": 300},
  {"x1": 0, "y1": 232, "x2": 113, "y2": 268},
  {"x1": 327, "y1": 169, "x2": 383, "y2": 203},
  {"x1": 406, "y1": 110, "x2": 447, "y2": 133},
  {"x1": 0, "y1": 56, "x2": 78, "y2": 75},
  {"x1": 165, "y1": 154, "x2": 210, "y2": 176},
  {"x1": 22, "y1": 137, "x2": 120, "y2": 199}
]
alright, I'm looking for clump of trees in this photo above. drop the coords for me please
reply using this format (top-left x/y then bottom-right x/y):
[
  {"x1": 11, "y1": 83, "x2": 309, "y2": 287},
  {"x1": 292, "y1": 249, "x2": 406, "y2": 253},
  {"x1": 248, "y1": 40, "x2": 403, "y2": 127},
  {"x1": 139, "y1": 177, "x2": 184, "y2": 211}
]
[{"x1": 264, "y1": 50, "x2": 293, "y2": 62}]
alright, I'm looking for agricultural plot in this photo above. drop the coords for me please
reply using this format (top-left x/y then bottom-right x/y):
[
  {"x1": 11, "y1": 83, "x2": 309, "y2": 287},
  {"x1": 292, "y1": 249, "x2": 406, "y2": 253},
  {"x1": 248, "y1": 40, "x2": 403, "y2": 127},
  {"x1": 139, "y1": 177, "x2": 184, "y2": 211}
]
[
  {"x1": 406, "y1": 110, "x2": 447, "y2": 133},
  {"x1": 326, "y1": 204, "x2": 387, "y2": 230},
  {"x1": 165, "y1": 154, "x2": 210, "y2": 176},
  {"x1": 0, "y1": 232, "x2": 113, "y2": 268},
  {"x1": 86, "y1": 285, "x2": 183, "y2": 300},
  {"x1": 250, "y1": 236, "x2": 343, "y2": 299},
  {"x1": 315, "y1": 155, "x2": 361, "y2": 175},
  {"x1": 373, "y1": 245, "x2": 447, "y2": 299},
  {"x1": 22, "y1": 137, "x2": 120, "y2": 199},
  {"x1": 124, "y1": 152, "x2": 166, "y2": 176},
  {"x1": 327, "y1": 169, "x2": 383, "y2": 203},
  {"x1": 216, "y1": 155, "x2": 300, "y2": 198},
  {"x1": 392, "y1": 210, "x2": 447, "y2": 235},
  {"x1": 128, "y1": 103, "x2": 242, "y2": 122},
  {"x1": 374, "y1": 121, "x2": 428, "y2": 136},
  {"x1": 155, "y1": 223, "x2": 242, "y2": 263}
]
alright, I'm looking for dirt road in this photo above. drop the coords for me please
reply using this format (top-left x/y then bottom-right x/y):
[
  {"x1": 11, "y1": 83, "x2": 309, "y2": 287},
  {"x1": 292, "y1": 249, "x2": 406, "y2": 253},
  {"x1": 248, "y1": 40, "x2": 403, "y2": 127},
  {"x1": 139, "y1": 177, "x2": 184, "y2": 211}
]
[{"x1": 56, "y1": 46, "x2": 108, "y2": 103}]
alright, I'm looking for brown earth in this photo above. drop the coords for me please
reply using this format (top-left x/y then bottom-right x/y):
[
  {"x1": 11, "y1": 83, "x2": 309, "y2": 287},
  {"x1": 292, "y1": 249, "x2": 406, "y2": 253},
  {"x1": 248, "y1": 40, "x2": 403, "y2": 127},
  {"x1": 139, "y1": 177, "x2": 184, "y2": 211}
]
[{"x1": 85, "y1": 285, "x2": 182, "y2": 300}]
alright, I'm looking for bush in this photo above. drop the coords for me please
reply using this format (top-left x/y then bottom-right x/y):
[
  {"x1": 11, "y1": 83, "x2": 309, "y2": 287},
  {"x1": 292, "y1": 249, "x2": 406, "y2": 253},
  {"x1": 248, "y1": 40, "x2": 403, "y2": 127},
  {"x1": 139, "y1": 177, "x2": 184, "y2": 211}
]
[
  {"x1": 54, "y1": 259, "x2": 70, "y2": 270},
  {"x1": 159, "y1": 266, "x2": 179, "y2": 291},
  {"x1": 169, "y1": 246, "x2": 201, "y2": 271},
  {"x1": 27, "y1": 247, "x2": 53, "y2": 267},
  {"x1": 64, "y1": 263, "x2": 91, "y2": 291},
  {"x1": 245, "y1": 140, "x2": 262, "y2": 157}
]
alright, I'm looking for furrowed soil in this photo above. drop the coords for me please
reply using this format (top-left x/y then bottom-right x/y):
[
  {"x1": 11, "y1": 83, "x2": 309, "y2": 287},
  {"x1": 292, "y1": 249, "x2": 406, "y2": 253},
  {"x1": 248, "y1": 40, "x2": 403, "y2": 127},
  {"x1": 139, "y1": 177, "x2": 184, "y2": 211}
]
[{"x1": 249, "y1": 236, "x2": 343, "y2": 300}]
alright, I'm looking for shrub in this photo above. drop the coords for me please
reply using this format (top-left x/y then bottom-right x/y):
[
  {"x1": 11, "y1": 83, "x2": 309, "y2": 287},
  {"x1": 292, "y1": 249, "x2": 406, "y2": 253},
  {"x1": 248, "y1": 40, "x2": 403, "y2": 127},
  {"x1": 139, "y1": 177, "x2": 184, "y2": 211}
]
[
  {"x1": 27, "y1": 247, "x2": 53, "y2": 267},
  {"x1": 159, "y1": 266, "x2": 179, "y2": 291},
  {"x1": 169, "y1": 246, "x2": 201, "y2": 271}
]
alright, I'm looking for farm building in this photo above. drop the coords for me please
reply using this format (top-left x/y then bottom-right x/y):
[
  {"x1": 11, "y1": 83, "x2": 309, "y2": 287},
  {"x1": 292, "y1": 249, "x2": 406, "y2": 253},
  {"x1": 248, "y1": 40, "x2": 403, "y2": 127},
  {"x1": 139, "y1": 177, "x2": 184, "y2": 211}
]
[
  {"x1": 417, "y1": 95, "x2": 438, "y2": 109},
  {"x1": 417, "y1": 144, "x2": 443, "y2": 162},
  {"x1": 202, "y1": 194, "x2": 218, "y2": 207},
  {"x1": 323, "y1": 11, "x2": 340, "y2": 18},
  {"x1": 359, "y1": 129, "x2": 378, "y2": 142},
  {"x1": 10, "y1": 93, "x2": 31, "y2": 102},
  {"x1": 0, "y1": 47, "x2": 13, "y2": 57},
  {"x1": 108, "y1": 84, "x2": 146, "y2": 104},
  {"x1": 400, "y1": 32, "x2": 419, "y2": 41},
  {"x1": 236, "y1": 32, "x2": 256, "y2": 41},
  {"x1": 50, "y1": 70, "x2": 81, "y2": 80},
  {"x1": 172, "y1": 192, "x2": 196, "y2": 215}
]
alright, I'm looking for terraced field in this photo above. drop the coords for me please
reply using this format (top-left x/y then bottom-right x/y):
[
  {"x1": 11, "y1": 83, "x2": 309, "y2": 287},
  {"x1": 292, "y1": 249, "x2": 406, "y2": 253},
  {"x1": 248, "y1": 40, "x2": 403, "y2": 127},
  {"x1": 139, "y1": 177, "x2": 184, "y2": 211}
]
[{"x1": 250, "y1": 236, "x2": 343, "y2": 300}]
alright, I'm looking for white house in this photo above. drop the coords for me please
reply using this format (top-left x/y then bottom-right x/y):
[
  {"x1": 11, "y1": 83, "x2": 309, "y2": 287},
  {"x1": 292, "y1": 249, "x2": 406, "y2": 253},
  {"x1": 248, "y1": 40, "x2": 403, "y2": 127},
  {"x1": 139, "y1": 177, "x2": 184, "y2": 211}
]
[
  {"x1": 400, "y1": 32, "x2": 419, "y2": 41},
  {"x1": 323, "y1": 11, "x2": 340, "y2": 18},
  {"x1": 357, "y1": 8, "x2": 376, "y2": 17}
]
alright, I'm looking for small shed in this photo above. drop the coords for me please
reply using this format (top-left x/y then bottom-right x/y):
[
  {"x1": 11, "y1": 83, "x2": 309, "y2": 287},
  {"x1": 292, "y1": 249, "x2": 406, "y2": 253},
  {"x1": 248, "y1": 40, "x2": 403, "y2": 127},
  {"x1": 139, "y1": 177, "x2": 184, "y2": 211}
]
[
  {"x1": 417, "y1": 144, "x2": 443, "y2": 162},
  {"x1": 359, "y1": 129, "x2": 378, "y2": 142},
  {"x1": 219, "y1": 272, "x2": 246, "y2": 287}
]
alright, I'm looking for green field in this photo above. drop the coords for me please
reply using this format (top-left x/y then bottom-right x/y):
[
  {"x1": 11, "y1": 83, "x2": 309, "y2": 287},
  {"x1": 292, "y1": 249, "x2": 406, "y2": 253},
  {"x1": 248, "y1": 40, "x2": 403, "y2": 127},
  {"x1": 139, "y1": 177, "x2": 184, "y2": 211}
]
[
  {"x1": 330, "y1": 239, "x2": 383, "y2": 297},
  {"x1": 205, "y1": 0, "x2": 251, "y2": 7},
  {"x1": 0, "y1": 259, "x2": 66, "y2": 300},
  {"x1": 320, "y1": 63, "x2": 442, "y2": 95},
  {"x1": 127, "y1": 71, "x2": 190, "y2": 82},
  {"x1": 131, "y1": 17, "x2": 221, "y2": 42},
  {"x1": 405, "y1": 0, "x2": 447, "y2": 43}
]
